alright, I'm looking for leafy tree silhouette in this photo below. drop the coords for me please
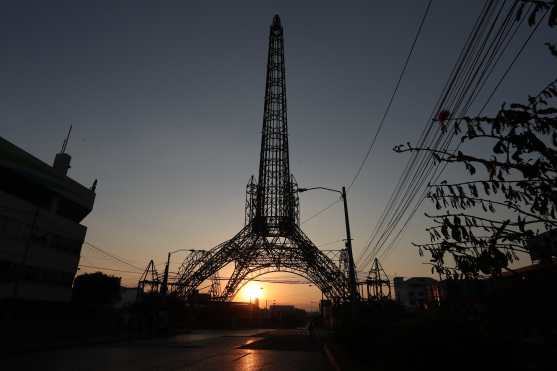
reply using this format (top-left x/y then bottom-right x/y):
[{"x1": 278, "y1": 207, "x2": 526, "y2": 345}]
[
  {"x1": 72, "y1": 272, "x2": 121, "y2": 306},
  {"x1": 395, "y1": 2, "x2": 557, "y2": 278}
]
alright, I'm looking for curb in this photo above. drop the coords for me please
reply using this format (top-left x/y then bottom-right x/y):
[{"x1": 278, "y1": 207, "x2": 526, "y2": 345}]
[{"x1": 323, "y1": 343, "x2": 342, "y2": 371}]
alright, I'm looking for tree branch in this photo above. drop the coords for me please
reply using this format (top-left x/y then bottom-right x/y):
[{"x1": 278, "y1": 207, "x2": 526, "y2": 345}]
[{"x1": 429, "y1": 194, "x2": 557, "y2": 224}]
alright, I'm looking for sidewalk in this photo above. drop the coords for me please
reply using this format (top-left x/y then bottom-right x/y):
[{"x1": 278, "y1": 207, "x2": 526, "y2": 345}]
[
  {"x1": 312, "y1": 327, "x2": 369, "y2": 371},
  {"x1": 1, "y1": 323, "x2": 190, "y2": 356}
]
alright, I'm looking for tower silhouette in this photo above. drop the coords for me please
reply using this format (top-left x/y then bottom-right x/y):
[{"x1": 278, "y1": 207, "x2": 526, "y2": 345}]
[
  {"x1": 255, "y1": 15, "x2": 295, "y2": 236},
  {"x1": 174, "y1": 15, "x2": 349, "y2": 301}
]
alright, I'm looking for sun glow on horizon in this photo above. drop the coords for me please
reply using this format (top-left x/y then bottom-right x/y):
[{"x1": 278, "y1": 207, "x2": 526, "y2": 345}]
[
  {"x1": 233, "y1": 273, "x2": 322, "y2": 308},
  {"x1": 242, "y1": 283, "x2": 264, "y2": 303}
]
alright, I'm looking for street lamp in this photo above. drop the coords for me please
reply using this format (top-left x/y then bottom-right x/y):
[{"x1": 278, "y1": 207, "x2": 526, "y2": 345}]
[
  {"x1": 297, "y1": 186, "x2": 358, "y2": 306},
  {"x1": 161, "y1": 248, "x2": 196, "y2": 295}
]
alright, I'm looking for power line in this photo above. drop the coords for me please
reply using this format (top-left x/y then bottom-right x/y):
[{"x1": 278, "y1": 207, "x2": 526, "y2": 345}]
[
  {"x1": 357, "y1": 0, "x2": 497, "y2": 267},
  {"x1": 302, "y1": 0, "x2": 434, "y2": 225},
  {"x1": 301, "y1": 198, "x2": 341, "y2": 225},
  {"x1": 365, "y1": 1, "x2": 508, "y2": 264},
  {"x1": 316, "y1": 239, "x2": 345, "y2": 248},
  {"x1": 478, "y1": 5, "x2": 549, "y2": 115},
  {"x1": 78, "y1": 264, "x2": 143, "y2": 275},
  {"x1": 364, "y1": 1, "x2": 504, "y2": 266},
  {"x1": 357, "y1": 0, "x2": 541, "y2": 269},
  {"x1": 348, "y1": 0, "x2": 433, "y2": 191},
  {"x1": 376, "y1": 2, "x2": 532, "y2": 262},
  {"x1": 83, "y1": 241, "x2": 144, "y2": 272},
  {"x1": 361, "y1": 1, "x2": 500, "y2": 265},
  {"x1": 379, "y1": 4, "x2": 549, "y2": 263},
  {"x1": 358, "y1": 3, "x2": 491, "y2": 262},
  {"x1": 380, "y1": 2, "x2": 545, "y2": 256},
  {"x1": 359, "y1": 1, "x2": 549, "y2": 269}
]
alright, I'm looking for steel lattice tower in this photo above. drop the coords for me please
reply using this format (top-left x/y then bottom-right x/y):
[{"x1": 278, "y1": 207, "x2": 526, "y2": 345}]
[
  {"x1": 255, "y1": 15, "x2": 294, "y2": 236},
  {"x1": 170, "y1": 15, "x2": 350, "y2": 302}
]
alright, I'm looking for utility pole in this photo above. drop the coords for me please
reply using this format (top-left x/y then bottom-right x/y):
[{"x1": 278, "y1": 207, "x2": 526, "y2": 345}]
[
  {"x1": 341, "y1": 187, "x2": 358, "y2": 314},
  {"x1": 298, "y1": 186, "x2": 359, "y2": 307},
  {"x1": 160, "y1": 252, "x2": 170, "y2": 295},
  {"x1": 160, "y1": 249, "x2": 194, "y2": 296}
]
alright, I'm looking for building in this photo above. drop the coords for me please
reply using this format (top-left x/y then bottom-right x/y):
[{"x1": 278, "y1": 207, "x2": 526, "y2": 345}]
[
  {"x1": 115, "y1": 286, "x2": 139, "y2": 309},
  {"x1": 268, "y1": 304, "x2": 306, "y2": 320},
  {"x1": 440, "y1": 261, "x2": 557, "y2": 307},
  {"x1": 269, "y1": 304, "x2": 296, "y2": 313},
  {"x1": 0, "y1": 136, "x2": 96, "y2": 302},
  {"x1": 268, "y1": 304, "x2": 306, "y2": 327},
  {"x1": 527, "y1": 229, "x2": 557, "y2": 264},
  {"x1": 393, "y1": 276, "x2": 440, "y2": 309}
]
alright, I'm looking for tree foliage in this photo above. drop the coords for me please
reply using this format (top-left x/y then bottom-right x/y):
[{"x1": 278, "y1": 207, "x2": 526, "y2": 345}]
[
  {"x1": 72, "y1": 272, "x2": 122, "y2": 306},
  {"x1": 394, "y1": 2, "x2": 557, "y2": 278}
]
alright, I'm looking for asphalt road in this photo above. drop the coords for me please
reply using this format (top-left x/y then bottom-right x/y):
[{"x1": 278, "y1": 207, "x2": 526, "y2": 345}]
[{"x1": 5, "y1": 329, "x2": 332, "y2": 371}]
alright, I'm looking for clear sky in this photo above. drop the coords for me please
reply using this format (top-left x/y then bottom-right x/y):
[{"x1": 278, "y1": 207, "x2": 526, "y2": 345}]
[{"x1": 1, "y1": 0, "x2": 555, "y2": 309}]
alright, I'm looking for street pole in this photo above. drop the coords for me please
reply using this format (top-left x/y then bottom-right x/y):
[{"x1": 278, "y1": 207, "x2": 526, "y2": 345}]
[
  {"x1": 161, "y1": 252, "x2": 171, "y2": 295},
  {"x1": 297, "y1": 186, "x2": 359, "y2": 315},
  {"x1": 160, "y1": 249, "x2": 194, "y2": 296},
  {"x1": 341, "y1": 186, "x2": 358, "y2": 307}
]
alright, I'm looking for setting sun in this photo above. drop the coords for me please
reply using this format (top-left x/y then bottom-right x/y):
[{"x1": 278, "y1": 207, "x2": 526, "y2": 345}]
[{"x1": 243, "y1": 284, "x2": 263, "y2": 302}]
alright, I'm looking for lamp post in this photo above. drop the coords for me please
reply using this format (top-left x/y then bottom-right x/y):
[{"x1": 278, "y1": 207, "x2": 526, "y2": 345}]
[
  {"x1": 297, "y1": 186, "x2": 358, "y2": 307},
  {"x1": 161, "y1": 248, "x2": 195, "y2": 295}
]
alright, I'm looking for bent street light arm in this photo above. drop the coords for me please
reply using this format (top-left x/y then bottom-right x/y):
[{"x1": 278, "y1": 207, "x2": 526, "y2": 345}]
[
  {"x1": 169, "y1": 248, "x2": 197, "y2": 255},
  {"x1": 297, "y1": 186, "x2": 342, "y2": 195}
]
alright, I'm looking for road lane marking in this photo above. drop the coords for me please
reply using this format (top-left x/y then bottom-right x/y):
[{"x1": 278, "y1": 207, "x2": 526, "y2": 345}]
[{"x1": 233, "y1": 352, "x2": 250, "y2": 361}]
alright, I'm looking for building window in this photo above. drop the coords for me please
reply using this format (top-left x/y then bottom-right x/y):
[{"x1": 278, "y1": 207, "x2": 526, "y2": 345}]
[{"x1": 0, "y1": 259, "x2": 74, "y2": 287}]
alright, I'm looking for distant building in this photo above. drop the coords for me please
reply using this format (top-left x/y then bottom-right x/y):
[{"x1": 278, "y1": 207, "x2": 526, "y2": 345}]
[
  {"x1": 269, "y1": 304, "x2": 296, "y2": 313},
  {"x1": 268, "y1": 304, "x2": 305, "y2": 318},
  {"x1": 268, "y1": 304, "x2": 306, "y2": 326},
  {"x1": 0, "y1": 136, "x2": 96, "y2": 302},
  {"x1": 115, "y1": 286, "x2": 139, "y2": 308},
  {"x1": 527, "y1": 229, "x2": 557, "y2": 264},
  {"x1": 440, "y1": 261, "x2": 557, "y2": 307},
  {"x1": 393, "y1": 276, "x2": 440, "y2": 309}
]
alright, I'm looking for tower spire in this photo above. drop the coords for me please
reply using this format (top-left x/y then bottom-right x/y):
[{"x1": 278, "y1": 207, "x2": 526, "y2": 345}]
[
  {"x1": 254, "y1": 14, "x2": 295, "y2": 236},
  {"x1": 272, "y1": 14, "x2": 281, "y2": 27}
]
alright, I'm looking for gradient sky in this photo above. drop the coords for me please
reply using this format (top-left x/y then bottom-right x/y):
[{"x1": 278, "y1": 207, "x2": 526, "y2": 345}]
[{"x1": 2, "y1": 1, "x2": 555, "y2": 308}]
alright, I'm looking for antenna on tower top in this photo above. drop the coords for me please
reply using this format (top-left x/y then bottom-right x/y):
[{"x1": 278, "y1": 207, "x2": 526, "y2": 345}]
[
  {"x1": 54, "y1": 125, "x2": 73, "y2": 176},
  {"x1": 61, "y1": 125, "x2": 72, "y2": 154}
]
